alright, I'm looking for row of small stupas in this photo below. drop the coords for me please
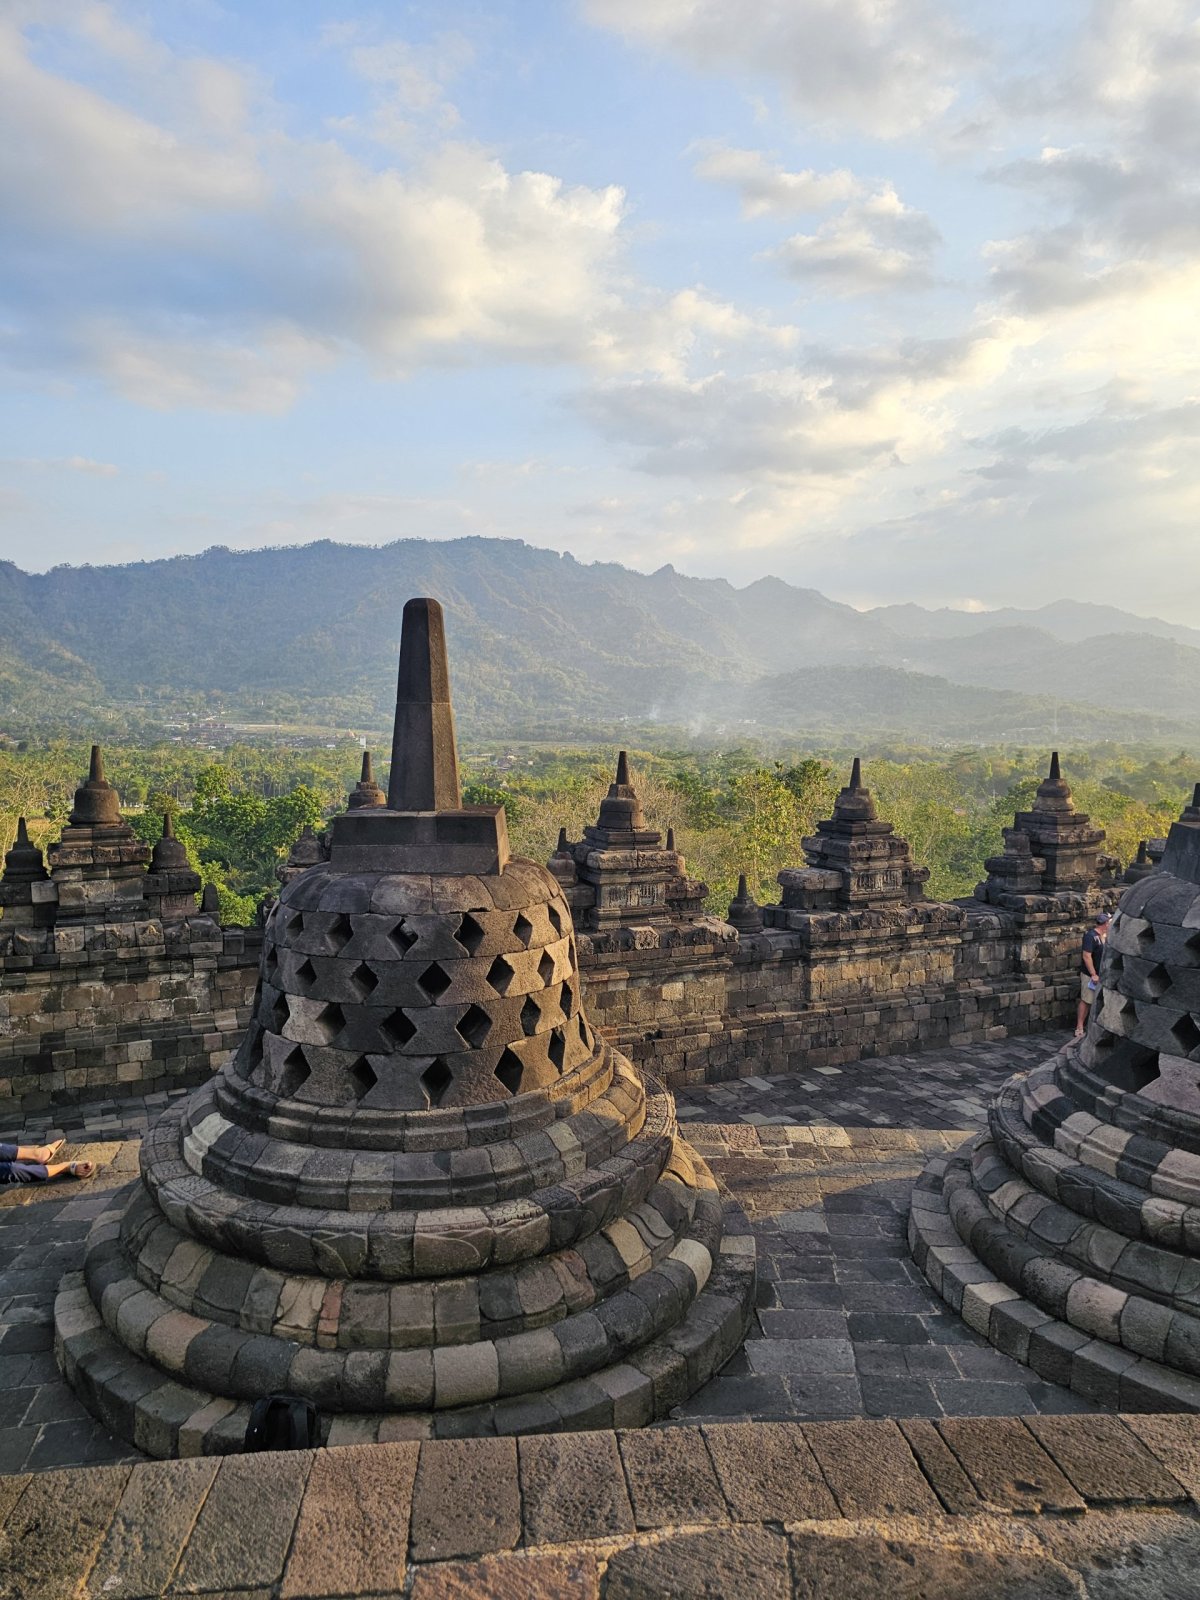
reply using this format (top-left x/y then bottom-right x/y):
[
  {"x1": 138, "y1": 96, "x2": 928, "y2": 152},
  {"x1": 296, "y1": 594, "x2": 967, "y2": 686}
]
[
  {"x1": 0, "y1": 747, "x2": 219, "y2": 933},
  {"x1": 1, "y1": 744, "x2": 1144, "y2": 943}
]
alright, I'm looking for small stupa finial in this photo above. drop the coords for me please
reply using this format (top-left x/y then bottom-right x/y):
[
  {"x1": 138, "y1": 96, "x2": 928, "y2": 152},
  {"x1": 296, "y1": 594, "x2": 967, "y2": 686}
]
[
  {"x1": 15, "y1": 817, "x2": 29, "y2": 846},
  {"x1": 615, "y1": 750, "x2": 631, "y2": 788},
  {"x1": 736, "y1": 871, "x2": 750, "y2": 899},
  {"x1": 666, "y1": 826, "x2": 676, "y2": 852},
  {"x1": 849, "y1": 756, "x2": 862, "y2": 790},
  {"x1": 556, "y1": 826, "x2": 569, "y2": 853},
  {"x1": 1049, "y1": 751, "x2": 1061, "y2": 782},
  {"x1": 163, "y1": 811, "x2": 175, "y2": 839},
  {"x1": 89, "y1": 744, "x2": 104, "y2": 783},
  {"x1": 361, "y1": 751, "x2": 374, "y2": 784},
  {"x1": 387, "y1": 599, "x2": 462, "y2": 812}
]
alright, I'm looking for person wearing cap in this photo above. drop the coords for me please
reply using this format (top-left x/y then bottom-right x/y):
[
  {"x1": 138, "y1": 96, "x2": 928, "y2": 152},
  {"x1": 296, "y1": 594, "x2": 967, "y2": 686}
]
[{"x1": 1076, "y1": 910, "x2": 1112, "y2": 1037}]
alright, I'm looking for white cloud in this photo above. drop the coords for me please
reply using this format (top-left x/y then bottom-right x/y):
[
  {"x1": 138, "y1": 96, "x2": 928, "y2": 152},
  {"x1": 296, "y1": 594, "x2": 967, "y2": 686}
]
[
  {"x1": 768, "y1": 187, "x2": 941, "y2": 294},
  {"x1": 691, "y1": 144, "x2": 861, "y2": 217},
  {"x1": 585, "y1": 0, "x2": 978, "y2": 139},
  {"x1": 7, "y1": 455, "x2": 119, "y2": 476}
]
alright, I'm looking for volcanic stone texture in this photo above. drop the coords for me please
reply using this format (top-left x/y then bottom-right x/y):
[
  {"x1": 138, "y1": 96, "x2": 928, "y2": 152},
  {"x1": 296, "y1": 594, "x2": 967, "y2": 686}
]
[{"x1": 911, "y1": 803, "x2": 1200, "y2": 1410}]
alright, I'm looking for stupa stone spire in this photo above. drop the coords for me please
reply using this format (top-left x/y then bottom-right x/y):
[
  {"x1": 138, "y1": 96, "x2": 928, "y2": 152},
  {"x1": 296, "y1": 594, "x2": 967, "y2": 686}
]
[
  {"x1": 0, "y1": 818, "x2": 55, "y2": 928},
  {"x1": 977, "y1": 752, "x2": 1108, "y2": 902},
  {"x1": 347, "y1": 750, "x2": 386, "y2": 810},
  {"x1": 727, "y1": 872, "x2": 764, "y2": 936},
  {"x1": 552, "y1": 752, "x2": 706, "y2": 930},
  {"x1": 58, "y1": 596, "x2": 753, "y2": 1455},
  {"x1": 387, "y1": 597, "x2": 461, "y2": 811},
  {"x1": 143, "y1": 813, "x2": 203, "y2": 925},
  {"x1": 46, "y1": 745, "x2": 150, "y2": 922},
  {"x1": 775, "y1": 758, "x2": 928, "y2": 911}
]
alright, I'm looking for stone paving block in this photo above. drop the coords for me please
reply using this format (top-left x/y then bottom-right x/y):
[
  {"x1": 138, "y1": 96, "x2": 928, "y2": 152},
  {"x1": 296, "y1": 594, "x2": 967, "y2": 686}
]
[
  {"x1": 409, "y1": 1551, "x2": 601, "y2": 1600},
  {"x1": 280, "y1": 1442, "x2": 418, "y2": 1599},
  {"x1": 88, "y1": 1457, "x2": 219, "y2": 1599},
  {"x1": 1124, "y1": 1414, "x2": 1200, "y2": 1503},
  {"x1": 1024, "y1": 1414, "x2": 1186, "y2": 1505},
  {"x1": 0, "y1": 1462, "x2": 131, "y2": 1600},
  {"x1": 168, "y1": 1450, "x2": 311, "y2": 1595},
  {"x1": 936, "y1": 1417, "x2": 1086, "y2": 1513},
  {"x1": 897, "y1": 1418, "x2": 989, "y2": 1515},
  {"x1": 618, "y1": 1426, "x2": 728, "y2": 1529},
  {"x1": 702, "y1": 1420, "x2": 838, "y2": 1521},
  {"x1": 518, "y1": 1430, "x2": 634, "y2": 1545},
  {"x1": 605, "y1": 1527, "x2": 791, "y2": 1600},
  {"x1": 801, "y1": 1419, "x2": 939, "y2": 1517},
  {"x1": 786, "y1": 1528, "x2": 1081, "y2": 1600},
  {"x1": 410, "y1": 1437, "x2": 521, "y2": 1563}
]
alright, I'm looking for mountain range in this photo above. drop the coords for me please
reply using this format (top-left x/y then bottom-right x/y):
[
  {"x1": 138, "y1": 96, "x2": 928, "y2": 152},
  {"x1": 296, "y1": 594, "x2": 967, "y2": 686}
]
[{"x1": 0, "y1": 538, "x2": 1195, "y2": 746}]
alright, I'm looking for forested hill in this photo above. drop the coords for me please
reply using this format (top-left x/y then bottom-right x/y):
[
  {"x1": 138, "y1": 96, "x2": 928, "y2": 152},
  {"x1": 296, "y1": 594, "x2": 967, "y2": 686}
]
[{"x1": 0, "y1": 538, "x2": 1197, "y2": 745}]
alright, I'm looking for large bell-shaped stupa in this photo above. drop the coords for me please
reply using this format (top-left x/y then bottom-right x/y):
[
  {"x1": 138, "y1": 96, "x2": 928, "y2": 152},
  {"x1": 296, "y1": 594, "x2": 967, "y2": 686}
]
[
  {"x1": 55, "y1": 600, "x2": 754, "y2": 1454},
  {"x1": 911, "y1": 784, "x2": 1200, "y2": 1409}
]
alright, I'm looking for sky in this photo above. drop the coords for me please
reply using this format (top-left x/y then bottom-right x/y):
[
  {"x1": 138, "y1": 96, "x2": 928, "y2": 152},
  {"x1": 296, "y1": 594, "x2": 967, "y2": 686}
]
[{"x1": 1, "y1": 1, "x2": 1199, "y2": 620}]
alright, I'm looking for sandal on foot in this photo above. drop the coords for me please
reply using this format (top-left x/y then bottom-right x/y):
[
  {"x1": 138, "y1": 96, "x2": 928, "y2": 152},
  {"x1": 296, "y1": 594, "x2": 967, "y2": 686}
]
[{"x1": 68, "y1": 1162, "x2": 95, "y2": 1180}]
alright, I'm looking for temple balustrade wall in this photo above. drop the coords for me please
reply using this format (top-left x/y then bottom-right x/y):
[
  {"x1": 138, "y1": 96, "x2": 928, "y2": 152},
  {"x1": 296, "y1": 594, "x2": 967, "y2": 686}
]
[
  {"x1": 0, "y1": 921, "x2": 260, "y2": 1111},
  {"x1": 0, "y1": 890, "x2": 1117, "y2": 1116}
]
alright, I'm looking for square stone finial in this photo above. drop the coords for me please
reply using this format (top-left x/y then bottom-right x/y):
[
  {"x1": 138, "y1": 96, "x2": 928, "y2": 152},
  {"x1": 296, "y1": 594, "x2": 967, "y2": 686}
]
[{"x1": 387, "y1": 597, "x2": 462, "y2": 812}]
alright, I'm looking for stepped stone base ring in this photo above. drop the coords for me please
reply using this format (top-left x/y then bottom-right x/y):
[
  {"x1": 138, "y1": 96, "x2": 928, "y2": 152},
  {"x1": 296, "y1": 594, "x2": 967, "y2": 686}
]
[
  {"x1": 54, "y1": 599, "x2": 754, "y2": 1455},
  {"x1": 910, "y1": 788, "x2": 1200, "y2": 1411}
]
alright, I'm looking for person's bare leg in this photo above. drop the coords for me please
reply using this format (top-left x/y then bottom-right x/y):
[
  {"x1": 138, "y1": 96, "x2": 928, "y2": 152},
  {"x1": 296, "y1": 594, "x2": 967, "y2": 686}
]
[
  {"x1": 1075, "y1": 999, "x2": 1088, "y2": 1038},
  {"x1": 15, "y1": 1139, "x2": 63, "y2": 1163}
]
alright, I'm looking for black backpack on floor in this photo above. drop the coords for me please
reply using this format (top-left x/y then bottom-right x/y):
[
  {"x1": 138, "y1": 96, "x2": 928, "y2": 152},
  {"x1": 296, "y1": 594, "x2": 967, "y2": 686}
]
[{"x1": 243, "y1": 1393, "x2": 320, "y2": 1452}]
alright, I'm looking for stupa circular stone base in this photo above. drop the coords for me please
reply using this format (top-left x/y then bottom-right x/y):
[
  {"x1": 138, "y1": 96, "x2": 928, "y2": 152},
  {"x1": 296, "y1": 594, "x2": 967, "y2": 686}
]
[
  {"x1": 55, "y1": 1184, "x2": 755, "y2": 1456},
  {"x1": 909, "y1": 1136, "x2": 1200, "y2": 1413}
]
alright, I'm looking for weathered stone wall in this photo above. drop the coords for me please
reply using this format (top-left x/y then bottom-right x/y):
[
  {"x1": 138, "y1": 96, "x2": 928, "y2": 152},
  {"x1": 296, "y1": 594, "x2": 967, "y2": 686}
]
[
  {"x1": 0, "y1": 889, "x2": 1115, "y2": 1115},
  {"x1": 0, "y1": 920, "x2": 260, "y2": 1111},
  {"x1": 580, "y1": 896, "x2": 1113, "y2": 1089}
]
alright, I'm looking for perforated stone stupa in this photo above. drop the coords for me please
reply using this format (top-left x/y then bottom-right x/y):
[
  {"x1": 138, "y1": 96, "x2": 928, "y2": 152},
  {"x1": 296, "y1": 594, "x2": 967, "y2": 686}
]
[
  {"x1": 911, "y1": 782, "x2": 1200, "y2": 1409},
  {"x1": 55, "y1": 599, "x2": 754, "y2": 1455}
]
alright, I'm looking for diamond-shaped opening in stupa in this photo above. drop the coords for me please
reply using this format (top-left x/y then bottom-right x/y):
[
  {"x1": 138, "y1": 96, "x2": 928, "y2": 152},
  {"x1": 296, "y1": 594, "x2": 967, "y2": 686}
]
[
  {"x1": 270, "y1": 993, "x2": 290, "y2": 1034},
  {"x1": 382, "y1": 1008, "x2": 418, "y2": 1048},
  {"x1": 548, "y1": 904, "x2": 563, "y2": 936},
  {"x1": 514, "y1": 913, "x2": 534, "y2": 947},
  {"x1": 315, "y1": 1002, "x2": 345, "y2": 1044},
  {"x1": 538, "y1": 950, "x2": 556, "y2": 986},
  {"x1": 456, "y1": 1004, "x2": 492, "y2": 1049},
  {"x1": 296, "y1": 957, "x2": 317, "y2": 990},
  {"x1": 417, "y1": 961, "x2": 452, "y2": 1001},
  {"x1": 351, "y1": 962, "x2": 378, "y2": 998},
  {"x1": 278, "y1": 1045, "x2": 310, "y2": 1097},
  {"x1": 287, "y1": 911, "x2": 305, "y2": 935},
  {"x1": 1145, "y1": 962, "x2": 1172, "y2": 998},
  {"x1": 456, "y1": 913, "x2": 485, "y2": 955},
  {"x1": 1171, "y1": 1013, "x2": 1200, "y2": 1058},
  {"x1": 326, "y1": 914, "x2": 353, "y2": 953},
  {"x1": 487, "y1": 955, "x2": 514, "y2": 995},
  {"x1": 421, "y1": 1057, "x2": 454, "y2": 1106},
  {"x1": 548, "y1": 1028, "x2": 566, "y2": 1071},
  {"x1": 561, "y1": 984, "x2": 575, "y2": 1019},
  {"x1": 389, "y1": 920, "x2": 419, "y2": 956},
  {"x1": 349, "y1": 1056, "x2": 377, "y2": 1100},
  {"x1": 495, "y1": 1048, "x2": 523, "y2": 1095},
  {"x1": 520, "y1": 995, "x2": 541, "y2": 1036}
]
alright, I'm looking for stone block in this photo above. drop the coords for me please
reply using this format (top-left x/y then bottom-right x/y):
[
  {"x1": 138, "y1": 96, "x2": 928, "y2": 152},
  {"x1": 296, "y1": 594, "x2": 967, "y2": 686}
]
[
  {"x1": 518, "y1": 1430, "x2": 634, "y2": 1544},
  {"x1": 618, "y1": 1426, "x2": 728, "y2": 1529},
  {"x1": 703, "y1": 1420, "x2": 838, "y2": 1521},
  {"x1": 802, "y1": 1419, "x2": 939, "y2": 1517},
  {"x1": 410, "y1": 1437, "x2": 521, "y2": 1562},
  {"x1": 281, "y1": 1442, "x2": 417, "y2": 1598}
]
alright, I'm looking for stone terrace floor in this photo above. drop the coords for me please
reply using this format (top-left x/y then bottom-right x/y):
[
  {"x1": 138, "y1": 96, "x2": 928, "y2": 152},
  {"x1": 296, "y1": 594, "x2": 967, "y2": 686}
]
[{"x1": 0, "y1": 1032, "x2": 1100, "y2": 1474}]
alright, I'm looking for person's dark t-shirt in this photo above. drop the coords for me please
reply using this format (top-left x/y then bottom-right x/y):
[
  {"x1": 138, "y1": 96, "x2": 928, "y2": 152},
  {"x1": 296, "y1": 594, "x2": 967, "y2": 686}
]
[{"x1": 1081, "y1": 929, "x2": 1104, "y2": 976}]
